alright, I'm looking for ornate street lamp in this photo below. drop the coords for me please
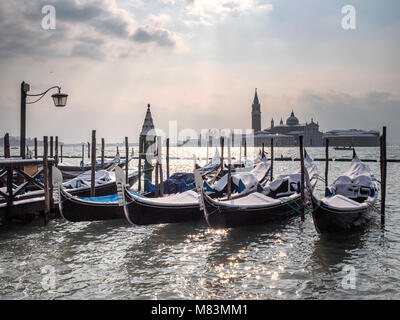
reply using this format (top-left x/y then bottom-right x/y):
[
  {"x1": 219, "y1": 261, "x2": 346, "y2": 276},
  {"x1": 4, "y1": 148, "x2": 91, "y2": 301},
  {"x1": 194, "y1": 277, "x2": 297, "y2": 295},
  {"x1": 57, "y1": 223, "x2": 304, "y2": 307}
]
[{"x1": 20, "y1": 81, "x2": 68, "y2": 158}]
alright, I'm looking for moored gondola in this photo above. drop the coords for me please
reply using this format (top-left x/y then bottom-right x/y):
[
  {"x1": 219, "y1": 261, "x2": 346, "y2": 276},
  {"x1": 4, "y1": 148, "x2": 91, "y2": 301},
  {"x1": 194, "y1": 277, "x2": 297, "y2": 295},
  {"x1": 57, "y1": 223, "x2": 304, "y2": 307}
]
[
  {"x1": 59, "y1": 188, "x2": 129, "y2": 222},
  {"x1": 58, "y1": 153, "x2": 134, "y2": 180},
  {"x1": 55, "y1": 166, "x2": 142, "y2": 222},
  {"x1": 311, "y1": 154, "x2": 379, "y2": 234},
  {"x1": 124, "y1": 190, "x2": 202, "y2": 225},
  {"x1": 0, "y1": 167, "x2": 143, "y2": 205},
  {"x1": 197, "y1": 154, "x2": 318, "y2": 229},
  {"x1": 122, "y1": 158, "x2": 271, "y2": 225},
  {"x1": 62, "y1": 168, "x2": 142, "y2": 197},
  {"x1": 0, "y1": 164, "x2": 148, "y2": 219}
]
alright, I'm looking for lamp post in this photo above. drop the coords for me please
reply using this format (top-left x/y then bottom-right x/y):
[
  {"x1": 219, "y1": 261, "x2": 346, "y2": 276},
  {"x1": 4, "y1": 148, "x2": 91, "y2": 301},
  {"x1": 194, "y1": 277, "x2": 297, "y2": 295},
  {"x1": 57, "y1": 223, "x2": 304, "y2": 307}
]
[{"x1": 20, "y1": 81, "x2": 68, "y2": 159}]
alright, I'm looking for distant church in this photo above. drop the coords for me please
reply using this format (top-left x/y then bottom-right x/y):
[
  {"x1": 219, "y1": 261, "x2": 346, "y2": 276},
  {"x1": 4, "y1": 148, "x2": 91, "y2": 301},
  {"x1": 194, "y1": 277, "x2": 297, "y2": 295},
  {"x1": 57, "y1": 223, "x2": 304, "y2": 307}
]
[{"x1": 250, "y1": 89, "x2": 324, "y2": 147}]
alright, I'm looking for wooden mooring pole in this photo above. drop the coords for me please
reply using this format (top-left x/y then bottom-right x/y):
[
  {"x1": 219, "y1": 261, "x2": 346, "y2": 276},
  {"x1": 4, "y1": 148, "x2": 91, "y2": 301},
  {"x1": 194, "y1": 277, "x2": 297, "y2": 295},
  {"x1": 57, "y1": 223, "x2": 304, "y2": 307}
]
[
  {"x1": 6, "y1": 166, "x2": 12, "y2": 219},
  {"x1": 158, "y1": 137, "x2": 164, "y2": 197},
  {"x1": 43, "y1": 136, "x2": 50, "y2": 224},
  {"x1": 125, "y1": 137, "x2": 129, "y2": 184},
  {"x1": 101, "y1": 138, "x2": 105, "y2": 169},
  {"x1": 154, "y1": 155, "x2": 159, "y2": 197},
  {"x1": 244, "y1": 139, "x2": 247, "y2": 161},
  {"x1": 299, "y1": 136, "x2": 305, "y2": 219},
  {"x1": 138, "y1": 154, "x2": 142, "y2": 192},
  {"x1": 34, "y1": 137, "x2": 38, "y2": 159},
  {"x1": 380, "y1": 126, "x2": 387, "y2": 226},
  {"x1": 4, "y1": 134, "x2": 11, "y2": 218},
  {"x1": 50, "y1": 136, "x2": 54, "y2": 159},
  {"x1": 227, "y1": 138, "x2": 232, "y2": 200},
  {"x1": 81, "y1": 144, "x2": 84, "y2": 165},
  {"x1": 55, "y1": 136, "x2": 59, "y2": 166},
  {"x1": 239, "y1": 140, "x2": 242, "y2": 165},
  {"x1": 325, "y1": 138, "x2": 329, "y2": 188},
  {"x1": 166, "y1": 138, "x2": 170, "y2": 179},
  {"x1": 91, "y1": 130, "x2": 96, "y2": 197},
  {"x1": 88, "y1": 142, "x2": 90, "y2": 159},
  {"x1": 220, "y1": 137, "x2": 225, "y2": 171},
  {"x1": 60, "y1": 144, "x2": 63, "y2": 163},
  {"x1": 4, "y1": 133, "x2": 10, "y2": 158},
  {"x1": 270, "y1": 138, "x2": 274, "y2": 181}
]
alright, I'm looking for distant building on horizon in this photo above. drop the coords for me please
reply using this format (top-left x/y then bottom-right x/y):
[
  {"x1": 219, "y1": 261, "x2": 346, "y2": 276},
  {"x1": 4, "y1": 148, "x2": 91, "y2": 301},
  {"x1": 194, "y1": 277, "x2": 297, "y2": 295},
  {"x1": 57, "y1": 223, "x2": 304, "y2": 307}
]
[
  {"x1": 249, "y1": 89, "x2": 379, "y2": 147},
  {"x1": 251, "y1": 88, "x2": 261, "y2": 133},
  {"x1": 262, "y1": 111, "x2": 323, "y2": 147},
  {"x1": 323, "y1": 129, "x2": 380, "y2": 147}
]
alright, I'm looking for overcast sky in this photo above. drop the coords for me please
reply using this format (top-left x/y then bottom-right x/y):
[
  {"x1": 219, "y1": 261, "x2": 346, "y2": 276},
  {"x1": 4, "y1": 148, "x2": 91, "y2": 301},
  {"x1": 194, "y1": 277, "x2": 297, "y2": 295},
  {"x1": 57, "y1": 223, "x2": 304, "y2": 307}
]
[{"x1": 0, "y1": 0, "x2": 399, "y2": 143}]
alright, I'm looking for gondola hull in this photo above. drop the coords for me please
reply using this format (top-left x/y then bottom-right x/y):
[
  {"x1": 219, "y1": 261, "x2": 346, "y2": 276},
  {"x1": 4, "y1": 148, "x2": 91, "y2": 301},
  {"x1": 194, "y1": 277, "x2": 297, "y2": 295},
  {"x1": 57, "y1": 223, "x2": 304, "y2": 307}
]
[
  {"x1": 60, "y1": 191, "x2": 126, "y2": 222},
  {"x1": 311, "y1": 195, "x2": 374, "y2": 234},
  {"x1": 126, "y1": 199, "x2": 202, "y2": 225},
  {"x1": 203, "y1": 194, "x2": 301, "y2": 229},
  {"x1": 0, "y1": 172, "x2": 140, "y2": 220}
]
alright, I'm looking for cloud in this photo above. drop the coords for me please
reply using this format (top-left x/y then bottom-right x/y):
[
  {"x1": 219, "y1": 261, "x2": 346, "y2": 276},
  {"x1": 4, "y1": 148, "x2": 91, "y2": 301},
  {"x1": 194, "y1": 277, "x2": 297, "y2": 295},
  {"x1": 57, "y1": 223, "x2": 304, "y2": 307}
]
[
  {"x1": 147, "y1": 13, "x2": 172, "y2": 27},
  {"x1": 0, "y1": 0, "x2": 184, "y2": 60},
  {"x1": 183, "y1": 0, "x2": 273, "y2": 26},
  {"x1": 132, "y1": 24, "x2": 182, "y2": 48}
]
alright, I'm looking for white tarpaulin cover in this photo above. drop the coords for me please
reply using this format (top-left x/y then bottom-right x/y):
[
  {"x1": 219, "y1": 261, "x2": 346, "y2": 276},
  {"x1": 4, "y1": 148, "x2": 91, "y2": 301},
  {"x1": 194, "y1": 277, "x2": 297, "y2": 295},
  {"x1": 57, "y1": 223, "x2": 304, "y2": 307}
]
[
  {"x1": 321, "y1": 194, "x2": 369, "y2": 210},
  {"x1": 63, "y1": 170, "x2": 112, "y2": 189},
  {"x1": 321, "y1": 156, "x2": 378, "y2": 208},
  {"x1": 262, "y1": 154, "x2": 318, "y2": 197},
  {"x1": 209, "y1": 161, "x2": 270, "y2": 193},
  {"x1": 133, "y1": 190, "x2": 199, "y2": 206},
  {"x1": 333, "y1": 156, "x2": 373, "y2": 187}
]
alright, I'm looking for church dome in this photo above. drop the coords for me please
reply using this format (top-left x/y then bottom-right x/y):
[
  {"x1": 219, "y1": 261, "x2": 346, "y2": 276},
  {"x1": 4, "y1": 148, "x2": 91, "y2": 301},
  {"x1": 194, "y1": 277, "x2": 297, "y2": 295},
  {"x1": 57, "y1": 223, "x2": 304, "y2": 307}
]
[{"x1": 286, "y1": 110, "x2": 299, "y2": 126}]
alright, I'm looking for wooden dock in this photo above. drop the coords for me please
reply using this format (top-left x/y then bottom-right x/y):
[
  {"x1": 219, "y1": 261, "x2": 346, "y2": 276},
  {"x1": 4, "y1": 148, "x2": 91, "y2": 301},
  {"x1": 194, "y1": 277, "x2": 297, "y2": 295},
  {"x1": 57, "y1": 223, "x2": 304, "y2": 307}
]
[{"x1": 0, "y1": 158, "x2": 55, "y2": 222}]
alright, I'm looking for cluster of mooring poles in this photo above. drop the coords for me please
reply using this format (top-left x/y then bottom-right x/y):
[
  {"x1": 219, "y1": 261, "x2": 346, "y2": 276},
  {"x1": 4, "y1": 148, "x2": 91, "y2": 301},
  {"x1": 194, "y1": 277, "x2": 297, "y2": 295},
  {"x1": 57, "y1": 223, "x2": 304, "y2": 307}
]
[{"x1": 1, "y1": 124, "x2": 388, "y2": 226}]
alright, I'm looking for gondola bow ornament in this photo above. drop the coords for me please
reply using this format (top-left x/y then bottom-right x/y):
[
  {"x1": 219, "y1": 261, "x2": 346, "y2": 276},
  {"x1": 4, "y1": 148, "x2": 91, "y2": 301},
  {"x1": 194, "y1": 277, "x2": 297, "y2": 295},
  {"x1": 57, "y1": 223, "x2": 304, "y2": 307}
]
[
  {"x1": 115, "y1": 166, "x2": 132, "y2": 223},
  {"x1": 52, "y1": 166, "x2": 65, "y2": 218},
  {"x1": 194, "y1": 169, "x2": 205, "y2": 211}
]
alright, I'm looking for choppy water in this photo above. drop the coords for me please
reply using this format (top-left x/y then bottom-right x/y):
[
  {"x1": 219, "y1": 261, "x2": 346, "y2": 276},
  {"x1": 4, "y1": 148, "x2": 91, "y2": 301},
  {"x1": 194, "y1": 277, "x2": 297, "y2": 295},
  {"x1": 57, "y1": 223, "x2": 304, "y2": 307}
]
[{"x1": 0, "y1": 146, "x2": 399, "y2": 300}]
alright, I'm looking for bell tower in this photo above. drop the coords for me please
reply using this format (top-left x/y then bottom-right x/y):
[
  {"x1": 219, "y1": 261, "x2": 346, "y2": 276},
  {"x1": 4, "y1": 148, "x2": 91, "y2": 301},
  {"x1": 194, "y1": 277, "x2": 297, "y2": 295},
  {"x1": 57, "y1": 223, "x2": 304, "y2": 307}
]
[{"x1": 251, "y1": 88, "x2": 261, "y2": 132}]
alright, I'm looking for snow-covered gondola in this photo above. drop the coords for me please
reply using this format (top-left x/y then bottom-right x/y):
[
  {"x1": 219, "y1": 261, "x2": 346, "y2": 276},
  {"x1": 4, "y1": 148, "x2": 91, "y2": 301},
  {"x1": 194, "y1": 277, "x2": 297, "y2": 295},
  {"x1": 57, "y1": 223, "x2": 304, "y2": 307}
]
[
  {"x1": 62, "y1": 168, "x2": 141, "y2": 197},
  {"x1": 56, "y1": 165, "x2": 199, "y2": 223},
  {"x1": 311, "y1": 154, "x2": 379, "y2": 234},
  {"x1": 124, "y1": 190, "x2": 201, "y2": 225},
  {"x1": 59, "y1": 188, "x2": 130, "y2": 222},
  {"x1": 58, "y1": 153, "x2": 134, "y2": 180},
  {"x1": 122, "y1": 158, "x2": 271, "y2": 225},
  {"x1": 198, "y1": 154, "x2": 318, "y2": 229},
  {"x1": 204, "y1": 160, "x2": 270, "y2": 199},
  {"x1": 0, "y1": 164, "x2": 146, "y2": 219},
  {"x1": 56, "y1": 167, "x2": 140, "y2": 222}
]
